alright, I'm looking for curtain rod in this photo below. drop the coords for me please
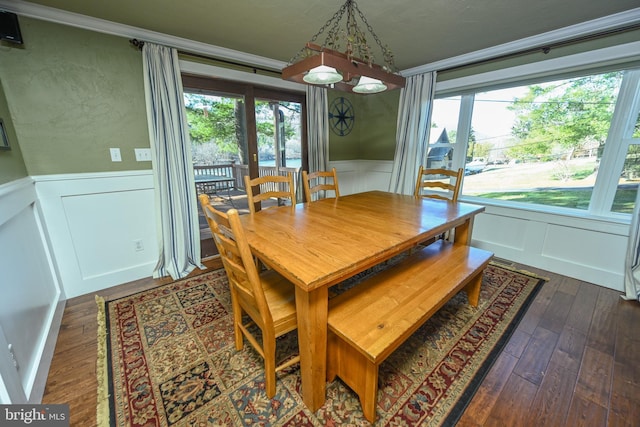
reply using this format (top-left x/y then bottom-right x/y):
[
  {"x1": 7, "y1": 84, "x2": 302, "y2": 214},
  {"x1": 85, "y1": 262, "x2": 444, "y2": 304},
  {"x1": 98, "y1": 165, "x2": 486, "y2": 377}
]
[
  {"x1": 129, "y1": 39, "x2": 282, "y2": 76},
  {"x1": 439, "y1": 22, "x2": 640, "y2": 73}
]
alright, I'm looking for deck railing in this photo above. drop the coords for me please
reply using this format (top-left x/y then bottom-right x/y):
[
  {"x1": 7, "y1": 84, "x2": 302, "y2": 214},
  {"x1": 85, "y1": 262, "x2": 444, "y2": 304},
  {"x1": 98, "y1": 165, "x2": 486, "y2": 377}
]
[
  {"x1": 193, "y1": 163, "x2": 301, "y2": 194},
  {"x1": 236, "y1": 164, "x2": 300, "y2": 192},
  {"x1": 194, "y1": 164, "x2": 234, "y2": 179}
]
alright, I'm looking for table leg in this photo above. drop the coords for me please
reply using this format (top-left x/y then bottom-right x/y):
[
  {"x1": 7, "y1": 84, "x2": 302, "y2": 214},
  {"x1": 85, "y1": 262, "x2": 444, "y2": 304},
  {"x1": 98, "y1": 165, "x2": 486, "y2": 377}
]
[
  {"x1": 454, "y1": 217, "x2": 474, "y2": 245},
  {"x1": 295, "y1": 286, "x2": 329, "y2": 412}
]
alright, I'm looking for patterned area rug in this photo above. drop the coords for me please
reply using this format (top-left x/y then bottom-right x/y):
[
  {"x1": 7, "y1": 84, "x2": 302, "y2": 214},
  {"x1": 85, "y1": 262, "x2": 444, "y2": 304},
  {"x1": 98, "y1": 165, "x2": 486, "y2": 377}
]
[{"x1": 97, "y1": 261, "x2": 546, "y2": 426}]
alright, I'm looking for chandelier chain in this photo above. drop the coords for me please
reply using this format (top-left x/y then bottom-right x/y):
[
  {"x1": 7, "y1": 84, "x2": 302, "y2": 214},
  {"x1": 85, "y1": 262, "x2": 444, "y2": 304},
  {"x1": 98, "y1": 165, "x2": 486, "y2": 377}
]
[
  {"x1": 287, "y1": 0, "x2": 397, "y2": 72},
  {"x1": 287, "y1": 1, "x2": 349, "y2": 65},
  {"x1": 353, "y1": 2, "x2": 397, "y2": 71}
]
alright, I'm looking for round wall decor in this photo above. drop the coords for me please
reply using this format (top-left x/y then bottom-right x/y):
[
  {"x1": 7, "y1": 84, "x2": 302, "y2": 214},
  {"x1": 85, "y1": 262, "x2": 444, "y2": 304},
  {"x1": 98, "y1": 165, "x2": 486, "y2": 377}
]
[{"x1": 329, "y1": 96, "x2": 355, "y2": 136}]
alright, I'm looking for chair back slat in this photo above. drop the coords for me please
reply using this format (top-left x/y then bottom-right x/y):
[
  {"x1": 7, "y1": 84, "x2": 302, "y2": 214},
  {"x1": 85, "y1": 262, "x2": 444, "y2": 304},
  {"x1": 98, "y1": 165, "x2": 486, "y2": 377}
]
[
  {"x1": 244, "y1": 173, "x2": 296, "y2": 214},
  {"x1": 302, "y1": 168, "x2": 340, "y2": 203},
  {"x1": 414, "y1": 166, "x2": 464, "y2": 202}
]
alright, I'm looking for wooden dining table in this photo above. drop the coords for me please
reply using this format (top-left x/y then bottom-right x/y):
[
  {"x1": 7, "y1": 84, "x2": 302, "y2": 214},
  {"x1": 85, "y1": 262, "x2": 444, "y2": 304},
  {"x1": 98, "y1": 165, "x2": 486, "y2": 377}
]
[{"x1": 239, "y1": 190, "x2": 485, "y2": 411}]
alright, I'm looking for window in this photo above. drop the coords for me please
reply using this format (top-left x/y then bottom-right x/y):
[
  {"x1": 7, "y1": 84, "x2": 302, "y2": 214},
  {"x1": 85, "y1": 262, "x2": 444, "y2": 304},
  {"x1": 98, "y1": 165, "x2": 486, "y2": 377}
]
[{"x1": 432, "y1": 66, "x2": 640, "y2": 217}]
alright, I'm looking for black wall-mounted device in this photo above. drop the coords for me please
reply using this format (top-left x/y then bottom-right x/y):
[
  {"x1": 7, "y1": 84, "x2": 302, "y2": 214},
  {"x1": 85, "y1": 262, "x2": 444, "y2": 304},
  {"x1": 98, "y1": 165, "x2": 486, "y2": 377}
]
[{"x1": 0, "y1": 11, "x2": 23, "y2": 44}]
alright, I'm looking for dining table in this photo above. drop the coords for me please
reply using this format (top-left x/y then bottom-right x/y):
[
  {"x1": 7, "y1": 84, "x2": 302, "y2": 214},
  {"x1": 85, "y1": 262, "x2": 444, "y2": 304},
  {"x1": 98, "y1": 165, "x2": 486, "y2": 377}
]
[{"x1": 239, "y1": 190, "x2": 485, "y2": 411}]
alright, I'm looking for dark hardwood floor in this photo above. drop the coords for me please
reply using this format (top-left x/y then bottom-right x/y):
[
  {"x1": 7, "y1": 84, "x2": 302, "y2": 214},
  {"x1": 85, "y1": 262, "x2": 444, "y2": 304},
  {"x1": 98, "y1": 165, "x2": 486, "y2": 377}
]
[{"x1": 42, "y1": 258, "x2": 640, "y2": 426}]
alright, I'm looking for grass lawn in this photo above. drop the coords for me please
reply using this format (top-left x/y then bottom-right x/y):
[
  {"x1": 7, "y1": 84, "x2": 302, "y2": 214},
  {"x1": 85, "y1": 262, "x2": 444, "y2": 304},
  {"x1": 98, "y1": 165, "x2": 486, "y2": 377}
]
[
  {"x1": 475, "y1": 188, "x2": 636, "y2": 213},
  {"x1": 462, "y1": 160, "x2": 638, "y2": 214}
]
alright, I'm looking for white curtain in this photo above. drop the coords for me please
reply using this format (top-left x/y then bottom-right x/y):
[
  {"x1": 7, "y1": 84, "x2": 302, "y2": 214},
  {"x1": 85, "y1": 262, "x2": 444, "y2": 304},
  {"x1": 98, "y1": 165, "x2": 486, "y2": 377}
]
[
  {"x1": 305, "y1": 85, "x2": 329, "y2": 201},
  {"x1": 389, "y1": 72, "x2": 437, "y2": 195},
  {"x1": 623, "y1": 188, "x2": 640, "y2": 302},
  {"x1": 142, "y1": 42, "x2": 203, "y2": 279},
  {"x1": 307, "y1": 85, "x2": 329, "y2": 172}
]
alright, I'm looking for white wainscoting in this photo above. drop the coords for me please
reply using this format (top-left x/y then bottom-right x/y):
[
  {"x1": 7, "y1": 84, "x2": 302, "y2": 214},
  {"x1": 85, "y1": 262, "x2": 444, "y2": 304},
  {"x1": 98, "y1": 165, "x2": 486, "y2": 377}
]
[
  {"x1": 332, "y1": 159, "x2": 628, "y2": 291},
  {"x1": 0, "y1": 178, "x2": 63, "y2": 403},
  {"x1": 34, "y1": 171, "x2": 159, "y2": 299},
  {"x1": 330, "y1": 160, "x2": 394, "y2": 195},
  {"x1": 29, "y1": 164, "x2": 628, "y2": 305},
  {"x1": 472, "y1": 204, "x2": 628, "y2": 291}
]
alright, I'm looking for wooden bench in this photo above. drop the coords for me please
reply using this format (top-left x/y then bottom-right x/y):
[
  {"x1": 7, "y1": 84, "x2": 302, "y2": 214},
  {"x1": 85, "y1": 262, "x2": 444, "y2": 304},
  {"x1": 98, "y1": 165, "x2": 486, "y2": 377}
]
[{"x1": 326, "y1": 240, "x2": 494, "y2": 423}]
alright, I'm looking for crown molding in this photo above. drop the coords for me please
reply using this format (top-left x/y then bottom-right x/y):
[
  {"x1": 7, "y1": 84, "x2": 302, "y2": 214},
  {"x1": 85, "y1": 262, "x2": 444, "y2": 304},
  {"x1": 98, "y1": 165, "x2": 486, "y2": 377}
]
[
  {"x1": 403, "y1": 7, "x2": 640, "y2": 76},
  {"x1": 0, "y1": 0, "x2": 287, "y2": 72}
]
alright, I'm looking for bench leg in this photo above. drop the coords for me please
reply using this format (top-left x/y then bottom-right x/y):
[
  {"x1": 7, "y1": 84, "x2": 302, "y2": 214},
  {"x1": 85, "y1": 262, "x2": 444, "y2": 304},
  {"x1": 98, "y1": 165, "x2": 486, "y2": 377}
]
[
  {"x1": 361, "y1": 362, "x2": 379, "y2": 423},
  {"x1": 327, "y1": 332, "x2": 379, "y2": 423},
  {"x1": 464, "y1": 271, "x2": 483, "y2": 307}
]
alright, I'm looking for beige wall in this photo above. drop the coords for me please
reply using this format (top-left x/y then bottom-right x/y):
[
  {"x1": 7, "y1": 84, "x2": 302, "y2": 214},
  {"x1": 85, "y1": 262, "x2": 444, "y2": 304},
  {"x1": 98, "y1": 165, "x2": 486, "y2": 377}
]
[
  {"x1": 2, "y1": 16, "x2": 635, "y2": 177},
  {"x1": 0, "y1": 75, "x2": 27, "y2": 184},
  {"x1": 328, "y1": 90, "x2": 400, "y2": 161},
  {"x1": 0, "y1": 17, "x2": 150, "y2": 176},
  {"x1": 358, "y1": 90, "x2": 400, "y2": 160}
]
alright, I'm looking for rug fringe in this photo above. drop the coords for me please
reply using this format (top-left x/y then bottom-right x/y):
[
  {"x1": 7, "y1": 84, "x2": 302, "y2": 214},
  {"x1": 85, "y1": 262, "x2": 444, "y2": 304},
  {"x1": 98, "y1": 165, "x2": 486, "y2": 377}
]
[
  {"x1": 95, "y1": 295, "x2": 110, "y2": 427},
  {"x1": 489, "y1": 260, "x2": 550, "y2": 282}
]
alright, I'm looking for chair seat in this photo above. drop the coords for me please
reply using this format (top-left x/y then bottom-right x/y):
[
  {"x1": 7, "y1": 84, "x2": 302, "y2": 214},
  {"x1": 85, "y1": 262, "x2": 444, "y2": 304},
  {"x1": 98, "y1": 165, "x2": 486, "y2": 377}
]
[{"x1": 260, "y1": 269, "x2": 297, "y2": 333}]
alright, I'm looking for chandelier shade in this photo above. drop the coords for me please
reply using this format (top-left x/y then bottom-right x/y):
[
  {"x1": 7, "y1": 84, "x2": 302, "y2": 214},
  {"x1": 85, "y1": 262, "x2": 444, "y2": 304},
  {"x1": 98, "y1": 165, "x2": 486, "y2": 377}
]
[
  {"x1": 281, "y1": 1, "x2": 405, "y2": 94},
  {"x1": 353, "y1": 76, "x2": 387, "y2": 94},
  {"x1": 303, "y1": 65, "x2": 343, "y2": 84}
]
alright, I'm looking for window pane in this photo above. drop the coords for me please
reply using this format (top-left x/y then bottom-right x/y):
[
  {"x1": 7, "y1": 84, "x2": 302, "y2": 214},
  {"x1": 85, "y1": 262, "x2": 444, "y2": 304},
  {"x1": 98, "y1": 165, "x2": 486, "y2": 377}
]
[
  {"x1": 613, "y1": 143, "x2": 640, "y2": 214},
  {"x1": 462, "y1": 72, "x2": 623, "y2": 212},
  {"x1": 255, "y1": 99, "x2": 302, "y2": 170},
  {"x1": 184, "y1": 92, "x2": 248, "y2": 166},
  {"x1": 429, "y1": 96, "x2": 460, "y2": 169}
]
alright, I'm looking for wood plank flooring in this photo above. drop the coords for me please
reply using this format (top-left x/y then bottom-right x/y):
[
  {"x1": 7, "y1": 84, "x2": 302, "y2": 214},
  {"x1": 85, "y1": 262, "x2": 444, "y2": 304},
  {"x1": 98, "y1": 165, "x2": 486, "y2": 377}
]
[{"x1": 42, "y1": 259, "x2": 640, "y2": 426}]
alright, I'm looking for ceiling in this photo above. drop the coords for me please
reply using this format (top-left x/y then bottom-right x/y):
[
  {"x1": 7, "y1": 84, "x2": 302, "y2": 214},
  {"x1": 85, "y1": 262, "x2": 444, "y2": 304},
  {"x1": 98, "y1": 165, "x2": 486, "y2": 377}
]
[{"x1": 12, "y1": 0, "x2": 640, "y2": 71}]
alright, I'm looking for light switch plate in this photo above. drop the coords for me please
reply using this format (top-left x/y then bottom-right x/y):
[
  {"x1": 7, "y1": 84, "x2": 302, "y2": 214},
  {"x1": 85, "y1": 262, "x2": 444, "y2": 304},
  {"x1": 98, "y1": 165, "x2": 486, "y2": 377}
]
[
  {"x1": 135, "y1": 148, "x2": 152, "y2": 162},
  {"x1": 110, "y1": 148, "x2": 122, "y2": 162}
]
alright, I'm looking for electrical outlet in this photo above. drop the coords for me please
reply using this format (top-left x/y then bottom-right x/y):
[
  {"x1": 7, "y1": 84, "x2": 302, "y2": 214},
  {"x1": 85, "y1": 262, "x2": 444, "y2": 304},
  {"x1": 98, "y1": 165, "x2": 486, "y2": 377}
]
[
  {"x1": 133, "y1": 239, "x2": 144, "y2": 252},
  {"x1": 110, "y1": 148, "x2": 122, "y2": 162},
  {"x1": 134, "y1": 148, "x2": 152, "y2": 162}
]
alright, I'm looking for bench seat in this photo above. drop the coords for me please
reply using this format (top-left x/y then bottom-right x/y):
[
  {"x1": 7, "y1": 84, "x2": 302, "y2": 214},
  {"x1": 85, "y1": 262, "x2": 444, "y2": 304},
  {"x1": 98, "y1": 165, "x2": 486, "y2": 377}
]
[{"x1": 327, "y1": 239, "x2": 494, "y2": 423}]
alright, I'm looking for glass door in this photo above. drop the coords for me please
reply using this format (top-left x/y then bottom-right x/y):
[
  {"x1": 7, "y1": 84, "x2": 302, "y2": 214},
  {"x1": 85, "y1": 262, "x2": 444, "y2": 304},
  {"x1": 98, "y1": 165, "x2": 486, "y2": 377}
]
[
  {"x1": 183, "y1": 90, "x2": 250, "y2": 257},
  {"x1": 254, "y1": 98, "x2": 304, "y2": 208},
  {"x1": 182, "y1": 75, "x2": 307, "y2": 258}
]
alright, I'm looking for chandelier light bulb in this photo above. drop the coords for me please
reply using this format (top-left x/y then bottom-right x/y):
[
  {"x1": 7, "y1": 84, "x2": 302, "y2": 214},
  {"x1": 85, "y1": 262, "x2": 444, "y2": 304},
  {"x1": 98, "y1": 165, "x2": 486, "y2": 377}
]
[{"x1": 303, "y1": 65, "x2": 343, "y2": 84}]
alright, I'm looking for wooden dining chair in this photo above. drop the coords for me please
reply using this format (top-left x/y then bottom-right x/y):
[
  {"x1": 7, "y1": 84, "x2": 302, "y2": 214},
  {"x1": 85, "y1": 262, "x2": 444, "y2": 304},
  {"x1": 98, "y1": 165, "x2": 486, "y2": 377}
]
[
  {"x1": 244, "y1": 173, "x2": 296, "y2": 214},
  {"x1": 302, "y1": 168, "x2": 340, "y2": 203},
  {"x1": 414, "y1": 166, "x2": 464, "y2": 202},
  {"x1": 198, "y1": 194, "x2": 299, "y2": 398},
  {"x1": 414, "y1": 166, "x2": 464, "y2": 243}
]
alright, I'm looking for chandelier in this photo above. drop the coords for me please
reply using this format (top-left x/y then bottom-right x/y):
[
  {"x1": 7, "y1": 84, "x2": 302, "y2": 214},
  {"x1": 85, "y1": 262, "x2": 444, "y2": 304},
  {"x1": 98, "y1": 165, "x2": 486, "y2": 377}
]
[{"x1": 281, "y1": 0, "x2": 405, "y2": 94}]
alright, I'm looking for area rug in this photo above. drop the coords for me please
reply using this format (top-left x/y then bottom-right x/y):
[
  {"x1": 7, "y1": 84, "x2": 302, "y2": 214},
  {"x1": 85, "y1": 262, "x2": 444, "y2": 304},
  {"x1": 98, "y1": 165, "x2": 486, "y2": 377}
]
[{"x1": 97, "y1": 261, "x2": 546, "y2": 426}]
